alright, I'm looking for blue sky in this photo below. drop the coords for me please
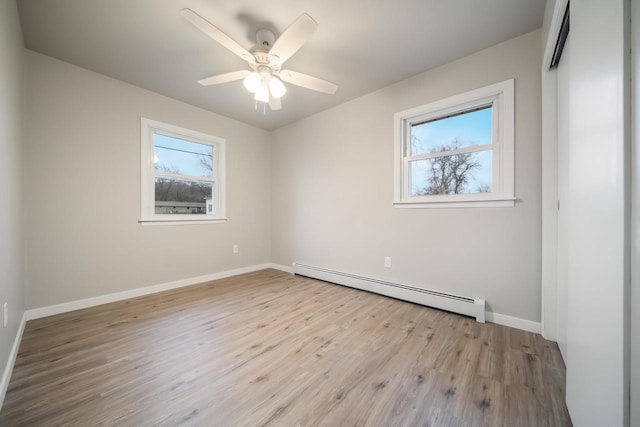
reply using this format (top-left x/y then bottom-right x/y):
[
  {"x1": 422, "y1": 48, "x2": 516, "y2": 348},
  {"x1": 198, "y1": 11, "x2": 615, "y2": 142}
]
[
  {"x1": 410, "y1": 107, "x2": 493, "y2": 194},
  {"x1": 411, "y1": 107, "x2": 492, "y2": 154},
  {"x1": 153, "y1": 134, "x2": 213, "y2": 178}
]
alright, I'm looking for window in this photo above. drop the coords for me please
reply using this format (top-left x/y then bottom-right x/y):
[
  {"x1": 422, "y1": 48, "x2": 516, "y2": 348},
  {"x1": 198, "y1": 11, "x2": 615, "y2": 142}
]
[
  {"x1": 394, "y1": 79, "x2": 515, "y2": 208},
  {"x1": 140, "y1": 118, "x2": 226, "y2": 224}
]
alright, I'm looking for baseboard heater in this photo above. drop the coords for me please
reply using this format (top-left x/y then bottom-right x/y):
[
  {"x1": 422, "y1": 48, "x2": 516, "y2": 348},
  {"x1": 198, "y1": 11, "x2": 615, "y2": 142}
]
[{"x1": 292, "y1": 262, "x2": 485, "y2": 323}]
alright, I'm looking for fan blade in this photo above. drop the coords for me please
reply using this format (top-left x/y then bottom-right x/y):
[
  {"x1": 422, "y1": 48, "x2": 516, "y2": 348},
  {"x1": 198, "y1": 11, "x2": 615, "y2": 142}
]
[
  {"x1": 279, "y1": 70, "x2": 338, "y2": 94},
  {"x1": 268, "y1": 13, "x2": 317, "y2": 65},
  {"x1": 197, "y1": 70, "x2": 251, "y2": 86},
  {"x1": 180, "y1": 8, "x2": 255, "y2": 64},
  {"x1": 269, "y1": 96, "x2": 282, "y2": 111}
]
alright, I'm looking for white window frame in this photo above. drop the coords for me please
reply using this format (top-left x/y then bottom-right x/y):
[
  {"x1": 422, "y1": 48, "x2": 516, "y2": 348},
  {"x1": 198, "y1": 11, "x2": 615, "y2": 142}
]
[
  {"x1": 140, "y1": 118, "x2": 226, "y2": 225},
  {"x1": 393, "y1": 79, "x2": 515, "y2": 208}
]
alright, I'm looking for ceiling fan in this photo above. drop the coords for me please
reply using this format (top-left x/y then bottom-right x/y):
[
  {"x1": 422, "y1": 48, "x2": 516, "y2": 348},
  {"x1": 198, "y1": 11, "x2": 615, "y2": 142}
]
[{"x1": 179, "y1": 8, "x2": 338, "y2": 111}]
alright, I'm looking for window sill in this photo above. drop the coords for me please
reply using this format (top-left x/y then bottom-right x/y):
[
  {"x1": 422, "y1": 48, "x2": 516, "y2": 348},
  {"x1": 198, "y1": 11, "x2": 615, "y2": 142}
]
[
  {"x1": 393, "y1": 197, "x2": 516, "y2": 209},
  {"x1": 139, "y1": 217, "x2": 228, "y2": 226}
]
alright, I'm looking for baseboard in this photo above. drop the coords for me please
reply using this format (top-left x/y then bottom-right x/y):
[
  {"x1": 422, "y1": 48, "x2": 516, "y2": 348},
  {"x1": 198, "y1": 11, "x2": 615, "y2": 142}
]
[
  {"x1": 25, "y1": 263, "x2": 277, "y2": 321},
  {"x1": 290, "y1": 262, "x2": 539, "y2": 334},
  {"x1": 20, "y1": 262, "x2": 541, "y2": 334},
  {"x1": 485, "y1": 311, "x2": 541, "y2": 334},
  {"x1": 293, "y1": 262, "x2": 486, "y2": 323},
  {"x1": 0, "y1": 311, "x2": 27, "y2": 410}
]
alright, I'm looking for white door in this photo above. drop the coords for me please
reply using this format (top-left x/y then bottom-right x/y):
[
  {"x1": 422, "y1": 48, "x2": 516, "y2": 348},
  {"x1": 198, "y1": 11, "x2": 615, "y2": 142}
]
[{"x1": 556, "y1": 35, "x2": 570, "y2": 361}]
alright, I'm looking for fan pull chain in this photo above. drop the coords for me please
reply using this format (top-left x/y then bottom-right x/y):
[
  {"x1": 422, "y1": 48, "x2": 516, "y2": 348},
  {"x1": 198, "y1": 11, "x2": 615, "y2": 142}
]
[{"x1": 253, "y1": 100, "x2": 268, "y2": 114}]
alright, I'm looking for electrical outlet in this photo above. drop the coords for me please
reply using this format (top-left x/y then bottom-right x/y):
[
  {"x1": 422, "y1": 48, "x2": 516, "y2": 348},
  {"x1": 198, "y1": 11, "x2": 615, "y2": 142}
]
[
  {"x1": 3, "y1": 302, "x2": 7, "y2": 328},
  {"x1": 384, "y1": 256, "x2": 392, "y2": 268},
  {"x1": 233, "y1": 244, "x2": 239, "y2": 254}
]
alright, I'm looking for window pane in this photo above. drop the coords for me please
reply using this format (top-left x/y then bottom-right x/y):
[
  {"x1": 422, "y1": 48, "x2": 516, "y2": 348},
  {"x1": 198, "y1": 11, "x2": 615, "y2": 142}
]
[
  {"x1": 410, "y1": 106, "x2": 492, "y2": 156},
  {"x1": 154, "y1": 133, "x2": 213, "y2": 178},
  {"x1": 409, "y1": 149, "x2": 493, "y2": 196},
  {"x1": 154, "y1": 177, "x2": 213, "y2": 215}
]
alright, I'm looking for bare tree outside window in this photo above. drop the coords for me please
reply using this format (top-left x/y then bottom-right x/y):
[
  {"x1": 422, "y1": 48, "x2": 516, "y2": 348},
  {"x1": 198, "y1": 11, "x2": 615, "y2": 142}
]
[
  {"x1": 199, "y1": 154, "x2": 213, "y2": 177},
  {"x1": 154, "y1": 164, "x2": 180, "y2": 201},
  {"x1": 416, "y1": 139, "x2": 485, "y2": 195},
  {"x1": 154, "y1": 164, "x2": 212, "y2": 204}
]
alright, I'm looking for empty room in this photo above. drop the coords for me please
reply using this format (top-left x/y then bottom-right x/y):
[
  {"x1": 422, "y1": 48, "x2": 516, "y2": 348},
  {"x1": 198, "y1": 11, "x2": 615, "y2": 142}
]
[{"x1": 0, "y1": 0, "x2": 637, "y2": 426}]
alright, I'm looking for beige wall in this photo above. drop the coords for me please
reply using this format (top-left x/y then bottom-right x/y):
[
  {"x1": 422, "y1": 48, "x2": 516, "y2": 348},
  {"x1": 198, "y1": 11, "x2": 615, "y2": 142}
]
[
  {"x1": 23, "y1": 50, "x2": 271, "y2": 309},
  {"x1": 0, "y1": 0, "x2": 25, "y2": 394},
  {"x1": 271, "y1": 30, "x2": 542, "y2": 322},
  {"x1": 21, "y1": 28, "x2": 543, "y2": 324}
]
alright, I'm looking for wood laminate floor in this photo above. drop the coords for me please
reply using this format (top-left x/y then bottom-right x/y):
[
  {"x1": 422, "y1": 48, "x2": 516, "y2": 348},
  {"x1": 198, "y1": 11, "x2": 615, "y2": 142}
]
[{"x1": 0, "y1": 269, "x2": 571, "y2": 426}]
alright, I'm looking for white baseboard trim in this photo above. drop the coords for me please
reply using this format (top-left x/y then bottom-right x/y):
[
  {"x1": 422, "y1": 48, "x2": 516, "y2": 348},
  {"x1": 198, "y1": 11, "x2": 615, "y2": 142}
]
[
  {"x1": 25, "y1": 263, "x2": 277, "y2": 321},
  {"x1": 292, "y1": 262, "x2": 486, "y2": 323},
  {"x1": 485, "y1": 311, "x2": 541, "y2": 334},
  {"x1": 0, "y1": 311, "x2": 27, "y2": 410},
  {"x1": 289, "y1": 262, "x2": 539, "y2": 334}
]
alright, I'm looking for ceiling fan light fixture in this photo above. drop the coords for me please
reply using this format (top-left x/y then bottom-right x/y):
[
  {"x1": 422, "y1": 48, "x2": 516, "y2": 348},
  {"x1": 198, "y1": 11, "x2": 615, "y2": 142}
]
[
  {"x1": 243, "y1": 72, "x2": 261, "y2": 93},
  {"x1": 181, "y1": 8, "x2": 338, "y2": 112},
  {"x1": 269, "y1": 76, "x2": 286, "y2": 99},
  {"x1": 254, "y1": 84, "x2": 270, "y2": 103}
]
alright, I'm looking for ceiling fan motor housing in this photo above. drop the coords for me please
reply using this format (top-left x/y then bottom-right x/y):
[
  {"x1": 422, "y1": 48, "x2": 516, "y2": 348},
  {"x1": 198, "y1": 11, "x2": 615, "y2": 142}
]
[
  {"x1": 256, "y1": 29, "x2": 276, "y2": 47},
  {"x1": 253, "y1": 51, "x2": 270, "y2": 64}
]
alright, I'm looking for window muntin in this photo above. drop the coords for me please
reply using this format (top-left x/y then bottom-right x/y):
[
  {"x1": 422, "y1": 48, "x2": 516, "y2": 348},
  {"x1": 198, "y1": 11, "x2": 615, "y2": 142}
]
[
  {"x1": 140, "y1": 118, "x2": 226, "y2": 224},
  {"x1": 394, "y1": 79, "x2": 514, "y2": 208}
]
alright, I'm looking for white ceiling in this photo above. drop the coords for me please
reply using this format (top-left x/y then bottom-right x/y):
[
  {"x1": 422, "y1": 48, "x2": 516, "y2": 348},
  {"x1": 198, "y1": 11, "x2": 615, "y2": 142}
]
[{"x1": 17, "y1": 0, "x2": 545, "y2": 131}]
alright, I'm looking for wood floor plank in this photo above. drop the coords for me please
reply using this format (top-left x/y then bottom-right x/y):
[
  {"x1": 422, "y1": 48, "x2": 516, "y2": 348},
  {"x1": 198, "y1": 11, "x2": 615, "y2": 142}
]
[{"x1": 0, "y1": 269, "x2": 572, "y2": 426}]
